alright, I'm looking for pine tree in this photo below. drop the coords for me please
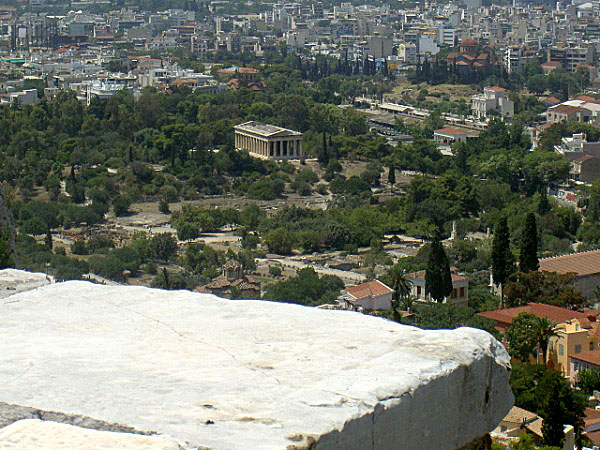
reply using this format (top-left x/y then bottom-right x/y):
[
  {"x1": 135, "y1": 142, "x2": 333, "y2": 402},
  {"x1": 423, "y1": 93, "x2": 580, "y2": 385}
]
[
  {"x1": 520, "y1": 212, "x2": 539, "y2": 272},
  {"x1": 388, "y1": 164, "x2": 396, "y2": 186},
  {"x1": 491, "y1": 217, "x2": 513, "y2": 307},
  {"x1": 425, "y1": 239, "x2": 453, "y2": 302},
  {"x1": 541, "y1": 379, "x2": 565, "y2": 447}
]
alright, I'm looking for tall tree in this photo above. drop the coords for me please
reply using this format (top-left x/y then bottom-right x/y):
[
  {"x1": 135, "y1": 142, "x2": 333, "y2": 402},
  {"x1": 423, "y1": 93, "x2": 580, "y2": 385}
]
[
  {"x1": 0, "y1": 224, "x2": 12, "y2": 269},
  {"x1": 425, "y1": 239, "x2": 452, "y2": 302},
  {"x1": 491, "y1": 216, "x2": 513, "y2": 307},
  {"x1": 388, "y1": 164, "x2": 396, "y2": 187},
  {"x1": 520, "y1": 212, "x2": 539, "y2": 272},
  {"x1": 534, "y1": 317, "x2": 557, "y2": 365},
  {"x1": 504, "y1": 312, "x2": 539, "y2": 362},
  {"x1": 318, "y1": 130, "x2": 329, "y2": 165},
  {"x1": 388, "y1": 264, "x2": 412, "y2": 322},
  {"x1": 542, "y1": 379, "x2": 566, "y2": 447}
]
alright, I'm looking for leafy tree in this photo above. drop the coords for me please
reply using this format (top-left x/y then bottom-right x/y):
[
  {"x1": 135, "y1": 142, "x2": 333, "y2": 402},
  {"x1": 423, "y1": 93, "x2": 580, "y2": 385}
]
[
  {"x1": 113, "y1": 195, "x2": 132, "y2": 217},
  {"x1": 263, "y1": 267, "x2": 344, "y2": 306},
  {"x1": 505, "y1": 312, "x2": 539, "y2": 361},
  {"x1": 492, "y1": 216, "x2": 513, "y2": 306},
  {"x1": 150, "y1": 233, "x2": 178, "y2": 263},
  {"x1": 413, "y1": 303, "x2": 498, "y2": 336},
  {"x1": 504, "y1": 271, "x2": 587, "y2": 309},
  {"x1": 520, "y1": 213, "x2": 539, "y2": 272},
  {"x1": 504, "y1": 313, "x2": 556, "y2": 363},
  {"x1": 387, "y1": 264, "x2": 412, "y2": 321},
  {"x1": 264, "y1": 227, "x2": 294, "y2": 255},
  {"x1": 158, "y1": 198, "x2": 170, "y2": 214},
  {"x1": 575, "y1": 368, "x2": 600, "y2": 396},
  {"x1": 425, "y1": 238, "x2": 452, "y2": 302},
  {"x1": 510, "y1": 364, "x2": 586, "y2": 444}
]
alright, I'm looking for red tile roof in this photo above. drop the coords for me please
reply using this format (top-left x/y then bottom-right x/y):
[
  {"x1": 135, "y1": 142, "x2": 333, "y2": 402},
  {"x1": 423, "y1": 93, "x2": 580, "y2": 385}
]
[
  {"x1": 435, "y1": 127, "x2": 467, "y2": 135},
  {"x1": 539, "y1": 250, "x2": 600, "y2": 276},
  {"x1": 549, "y1": 104, "x2": 589, "y2": 114},
  {"x1": 405, "y1": 270, "x2": 468, "y2": 282},
  {"x1": 542, "y1": 61, "x2": 561, "y2": 67},
  {"x1": 460, "y1": 38, "x2": 478, "y2": 46},
  {"x1": 478, "y1": 303, "x2": 595, "y2": 327},
  {"x1": 486, "y1": 86, "x2": 506, "y2": 92},
  {"x1": 346, "y1": 280, "x2": 393, "y2": 300},
  {"x1": 570, "y1": 350, "x2": 600, "y2": 366}
]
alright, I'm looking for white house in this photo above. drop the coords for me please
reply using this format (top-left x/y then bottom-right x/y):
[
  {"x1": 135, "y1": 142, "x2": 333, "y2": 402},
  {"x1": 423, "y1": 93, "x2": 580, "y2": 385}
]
[
  {"x1": 340, "y1": 280, "x2": 393, "y2": 311},
  {"x1": 405, "y1": 270, "x2": 469, "y2": 306},
  {"x1": 471, "y1": 86, "x2": 514, "y2": 120}
]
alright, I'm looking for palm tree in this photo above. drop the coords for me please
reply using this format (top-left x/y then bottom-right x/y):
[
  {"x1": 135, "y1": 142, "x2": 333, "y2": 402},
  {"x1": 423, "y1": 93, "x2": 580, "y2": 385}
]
[
  {"x1": 534, "y1": 317, "x2": 557, "y2": 366},
  {"x1": 389, "y1": 266, "x2": 412, "y2": 322}
]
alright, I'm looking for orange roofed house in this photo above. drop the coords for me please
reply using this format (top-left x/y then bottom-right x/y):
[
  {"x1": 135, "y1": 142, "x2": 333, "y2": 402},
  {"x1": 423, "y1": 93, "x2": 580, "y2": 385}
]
[
  {"x1": 479, "y1": 303, "x2": 600, "y2": 377},
  {"x1": 340, "y1": 280, "x2": 393, "y2": 311},
  {"x1": 539, "y1": 249, "x2": 600, "y2": 300}
]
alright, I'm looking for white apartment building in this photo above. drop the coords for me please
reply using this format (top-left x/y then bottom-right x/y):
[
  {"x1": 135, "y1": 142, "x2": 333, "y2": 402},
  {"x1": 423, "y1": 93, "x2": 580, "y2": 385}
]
[{"x1": 471, "y1": 86, "x2": 514, "y2": 119}]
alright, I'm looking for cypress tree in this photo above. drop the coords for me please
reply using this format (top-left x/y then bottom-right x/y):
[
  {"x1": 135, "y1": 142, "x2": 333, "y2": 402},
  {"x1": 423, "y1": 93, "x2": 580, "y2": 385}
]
[
  {"x1": 425, "y1": 239, "x2": 453, "y2": 302},
  {"x1": 520, "y1": 212, "x2": 539, "y2": 272},
  {"x1": 45, "y1": 228, "x2": 52, "y2": 251},
  {"x1": 491, "y1": 216, "x2": 513, "y2": 306},
  {"x1": 388, "y1": 164, "x2": 396, "y2": 186},
  {"x1": 541, "y1": 379, "x2": 565, "y2": 447},
  {"x1": 318, "y1": 130, "x2": 329, "y2": 165},
  {"x1": 538, "y1": 185, "x2": 550, "y2": 214}
]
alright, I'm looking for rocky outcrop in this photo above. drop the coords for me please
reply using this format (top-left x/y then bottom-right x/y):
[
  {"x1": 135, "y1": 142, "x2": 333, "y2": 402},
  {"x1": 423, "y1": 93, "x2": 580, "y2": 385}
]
[{"x1": 0, "y1": 272, "x2": 513, "y2": 449}]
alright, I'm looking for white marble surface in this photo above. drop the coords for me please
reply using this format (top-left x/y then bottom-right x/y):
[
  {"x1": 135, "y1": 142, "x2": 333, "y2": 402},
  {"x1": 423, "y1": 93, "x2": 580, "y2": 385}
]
[
  {"x1": 0, "y1": 419, "x2": 182, "y2": 449},
  {"x1": 0, "y1": 276, "x2": 513, "y2": 449}
]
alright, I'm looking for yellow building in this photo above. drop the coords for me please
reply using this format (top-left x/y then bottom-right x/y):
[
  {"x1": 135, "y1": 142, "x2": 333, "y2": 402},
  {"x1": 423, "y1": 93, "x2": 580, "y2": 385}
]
[
  {"x1": 548, "y1": 317, "x2": 600, "y2": 377},
  {"x1": 479, "y1": 303, "x2": 600, "y2": 378}
]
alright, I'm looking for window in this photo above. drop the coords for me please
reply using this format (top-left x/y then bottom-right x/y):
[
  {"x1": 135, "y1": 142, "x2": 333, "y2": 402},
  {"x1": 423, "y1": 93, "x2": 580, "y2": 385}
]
[
  {"x1": 575, "y1": 344, "x2": 582, "y2": 354},
  {"x1": 417, "y1": 286, "x2": 422, "y2": 297},
  {"x1": 591, "y1": 342, "x2": 595, "y2": 351},
  {"x1": 559, "y1": 344, "x2": 564, "y2": 356},
  {"x1": 460, "y1": 287, "x2": 465, "y2": 297}
]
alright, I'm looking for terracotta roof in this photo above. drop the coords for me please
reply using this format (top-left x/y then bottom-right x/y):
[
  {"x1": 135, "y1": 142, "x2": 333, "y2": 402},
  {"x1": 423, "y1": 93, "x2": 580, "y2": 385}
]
[
  {"x1": 478, "y1": 303, "x2": 594, "y2": 327},
  {"x1": 405, "y1": 270, "x2": 468, "y2": 282},
  {"x1": 462, "y1": 54, "x2": 476, "y2": 60},
  {"x1": 473, "y1": 62, "x2": 485, "y2": 68},
  {"x1": 346, "y1": 280, "x2": 393, "y2": 300},
  {"x1": 503, "y1": 406, "x2": 538, "y2": 424},
  {"x1": 501, "y1": 406, "x2": 543, "y2": 438},
  {"x1": 585, "y1": 409, "x2": 600, "y2": 430},
  {"x1": 486, "y1": 86, "x2": 506, "y2": 92},
  {"x1": 584, "y1": 430, "x2": 600, "y2": 447},
  {"x1": 549, "y1": 104, "x2": 589, "y2": 114},
  {"x1": 542, "y1": 61, "x2": 561, "y2": 67},
  {"x1": 456, "y1": 61, "x2": 470, "y2": 66},
  {"x1": 460, "y1": 38, "x2": 478, "y2": 46},
  {"x1": 576, "y1": 95, "x2": 600, "y2": 105},
  {"x1": 571, "y1": 350, "x2": 600, "y2": 366},
  {"x1": 539, "y1": 250, "x2": 600, "y2": 276},
  {"x1": 573, "y1": 154, "x2": 600, "y2": 163},
  {"x1": 435, "y1": 127, "x2": 467, "y2": 135},
  {"x1": 543, "y1": 96, "x2": 561, "y2": 105}
]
